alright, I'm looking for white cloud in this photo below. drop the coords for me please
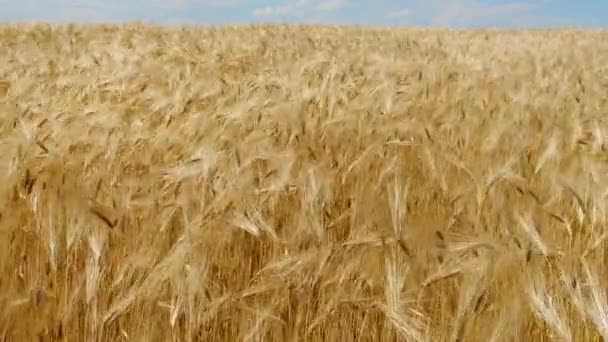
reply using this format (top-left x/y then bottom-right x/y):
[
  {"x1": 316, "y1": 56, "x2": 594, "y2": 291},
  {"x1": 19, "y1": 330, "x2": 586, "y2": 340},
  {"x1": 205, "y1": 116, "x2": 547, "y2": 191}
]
[
  {"x1": 432, "y1": 1, "x2": 464, "y2": 26},
  {"x1": 196, "y1": 0, "x2": 247, "y2": 6},
  {"x1": 295, "y1": 0, "x2": 312, "y2": 7},
  {"x1": 148, "y1": 0, "x2": 247, "y2": 7},
  {"x1": 252, "y1": 0, "x2": 311, "y2": 17},
  {"x1": 471, "y1": 2, "x2": 537, "y2": 17},
  {"x1": 386, "y1": 9, "x2": 409, "y2": 19},
  {"x1": 252, "y1": 6, "x2": 274, "y2": 17},
  {"x1": 1, "y1": 0, "x2": 250, "y2": 23},
  {"x1": 315, "y1": 0, "x2": 345, "y2": 12},
  {"x1": 431, "y1": 1, "x2": 540, "y2": 26}
]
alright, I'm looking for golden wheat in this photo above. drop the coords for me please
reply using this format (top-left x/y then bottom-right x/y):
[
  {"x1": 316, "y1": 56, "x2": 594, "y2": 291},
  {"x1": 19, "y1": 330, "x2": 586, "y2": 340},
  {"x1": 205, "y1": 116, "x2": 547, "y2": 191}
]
[{"x1": 0, "y1": 21, "x2": 608, "y2": 341}]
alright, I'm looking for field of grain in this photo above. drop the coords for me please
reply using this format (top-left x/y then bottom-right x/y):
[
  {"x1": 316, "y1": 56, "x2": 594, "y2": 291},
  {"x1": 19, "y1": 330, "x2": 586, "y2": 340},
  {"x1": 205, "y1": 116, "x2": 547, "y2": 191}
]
[{"x1": 1, "y1": 22, "x2": 608, "y2": 341}]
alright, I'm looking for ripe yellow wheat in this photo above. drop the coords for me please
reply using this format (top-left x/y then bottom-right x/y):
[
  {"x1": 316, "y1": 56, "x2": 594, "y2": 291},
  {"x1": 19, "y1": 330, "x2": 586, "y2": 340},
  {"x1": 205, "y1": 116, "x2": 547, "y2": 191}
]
[{"x1": 1, "y1": 22, "x2": 608, "y2": 341}]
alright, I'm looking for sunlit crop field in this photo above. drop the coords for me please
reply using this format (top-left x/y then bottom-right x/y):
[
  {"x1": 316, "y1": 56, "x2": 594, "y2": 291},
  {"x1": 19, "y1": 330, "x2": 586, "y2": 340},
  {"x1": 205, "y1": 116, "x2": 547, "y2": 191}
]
[{"x1": 1, "y1": 22, "x2": 608, "y2": 341}]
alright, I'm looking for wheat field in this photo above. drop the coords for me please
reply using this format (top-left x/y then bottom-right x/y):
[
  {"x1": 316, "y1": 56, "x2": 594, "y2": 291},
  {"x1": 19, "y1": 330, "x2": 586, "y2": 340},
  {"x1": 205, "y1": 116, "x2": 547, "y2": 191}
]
[{"x1": 1, "y1": 22, "x2": 608, "y2": 341}]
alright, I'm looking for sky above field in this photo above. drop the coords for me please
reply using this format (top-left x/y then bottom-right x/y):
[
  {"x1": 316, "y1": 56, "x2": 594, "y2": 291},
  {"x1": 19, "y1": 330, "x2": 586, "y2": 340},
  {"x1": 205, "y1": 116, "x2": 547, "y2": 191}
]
[{"x1": 0, "y1": 0, "x2": 605, "y2": 28}]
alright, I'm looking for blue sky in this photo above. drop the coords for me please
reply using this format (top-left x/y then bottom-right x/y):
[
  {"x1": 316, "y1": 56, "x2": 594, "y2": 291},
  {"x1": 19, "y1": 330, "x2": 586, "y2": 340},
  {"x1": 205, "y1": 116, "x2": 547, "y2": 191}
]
[{"x1": 0, "y1": 0, "x2": 605, "y2": 28}]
